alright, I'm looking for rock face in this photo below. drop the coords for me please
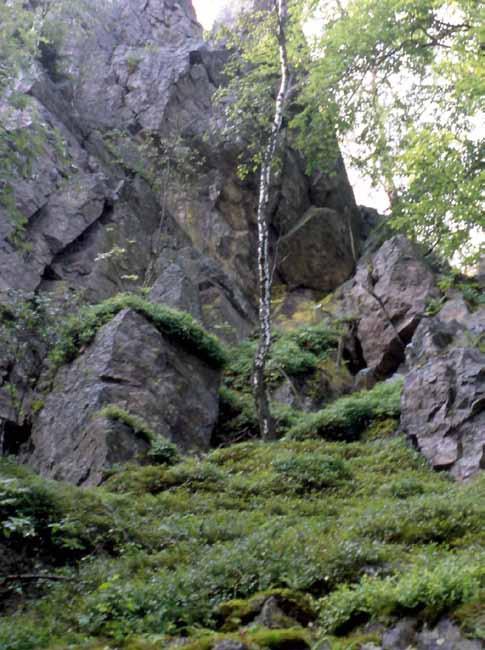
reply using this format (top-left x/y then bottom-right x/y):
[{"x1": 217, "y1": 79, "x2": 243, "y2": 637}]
[
  {"x1": 0, "y1": 0, "x2": 363, "y2": 354},
  {"x1": 401, "y1": 301, "x2": 485, "y2": 480},
  {"x1": 277, "y1": 207, "x2": 357, "y2": 292},
  {"x1": 339, "y1": 235, "x2": 439, "y2": 378},
  {"x1": 27, "y1": 309, "x2": 221, "y2": 485},
  {"x1": 380, "y1": 617, "x2": 483, "y2": 650},
  {"x1": 0, "y1": 0, "x2": 366, "y2": 477}
]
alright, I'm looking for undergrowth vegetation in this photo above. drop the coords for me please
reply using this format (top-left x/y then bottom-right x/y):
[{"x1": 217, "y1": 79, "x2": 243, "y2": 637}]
[
  {"x1": 287, "y1": 379, "x2": 403, "y2": 440},
  {"x1": 224, "y1": 323, "x2": 340, "y2": 393},
  {"x1": 1, "y1": 431, "x2": 483, "y2": 650},
  {"x1": 50, "y1": 293, "x2": 227, "y2": 369},
  {"x1": 0, "y1": 317, "x2": 482, "y2": 650}
]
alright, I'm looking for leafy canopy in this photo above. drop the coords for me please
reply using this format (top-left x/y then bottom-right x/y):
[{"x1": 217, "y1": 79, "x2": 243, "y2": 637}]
[
  {"x1": 217, "y1": 0, "x2": 484, "y2": 265},
  {"x1": 297, "y1": 0, "x2": 484, "y2": 264}
]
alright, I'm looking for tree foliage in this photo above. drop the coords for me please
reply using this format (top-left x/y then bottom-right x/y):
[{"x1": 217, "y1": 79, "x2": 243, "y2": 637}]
[
  {"x1": 218, "y1": 0, "x2": 483, "y2": 266},
  {"x1": 295, "y1": 0, "x2": 484, "y2": 264}
]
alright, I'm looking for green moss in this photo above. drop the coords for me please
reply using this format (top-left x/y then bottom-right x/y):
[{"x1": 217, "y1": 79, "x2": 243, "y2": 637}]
[
  {"x1": 248, "y1": 627, "x2": 311, "y2": 648},
  {"x1": 362, "y1": 418, "x2": 398, "y2": 440},
  {"x1": 317, "y1": 631, "x2": 381, "y2": 649},
  {"x1": 98, "y1": 405, "x2": 180, "y2": 465},
  {"x1": 99, "y1": 405, "x2": 156, "y2": 443},
  {"x1": 287, "y1": 380, "x2": 403, "y2": 441},
  {"x1": 50, "y1": 293, "x2": 227, "y2": 369},
  {"x1": 216, "y1": 588, "x2": 315, "y2": 631}
]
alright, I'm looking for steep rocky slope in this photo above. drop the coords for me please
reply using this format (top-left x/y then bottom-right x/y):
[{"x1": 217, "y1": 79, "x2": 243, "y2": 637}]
[
  {"x1": 0, "y1": 0, "x2": 365, "y2": 477},
  {"x1": 0, "y1": 0, "x2": 484, "y2": 648}
]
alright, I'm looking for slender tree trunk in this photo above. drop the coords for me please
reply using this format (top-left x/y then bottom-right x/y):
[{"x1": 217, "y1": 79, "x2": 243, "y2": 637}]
[
  {"x1": 253, "y1": 0, "x2": 290, "y2": 441},
  {"x1": 370, "y1": 71, "x2": 398, "y2": 211}
]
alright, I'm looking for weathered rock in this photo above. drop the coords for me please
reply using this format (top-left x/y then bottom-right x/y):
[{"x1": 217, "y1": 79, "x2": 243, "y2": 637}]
[
  {"x1": 213, "y1": 642, "x2": 248, "y2": 650},
  {"x1": 354, "y1": 368, "x2": 378, "y2": 392},
  {"x1": 277, "y1": 207, "x2": 358, "y2": 292},
  {"x1": 26, "y1": 309, "x2": 221, "y2": 485},
  {"x1": 2, "y1": 0, "x2": 366, "y2": 469},
  {"x1": 254, "y1": 596, "x2": 299, "y2": 630},
  {"x1": 270, "y1": 360, "x2": 354, "y2": 412},
  {"x1": 149, "y1": 246, "x2": 256, "y2": 343},
  {"x1": 49, "y1": 0, "x2": 204, "y2": 133},
  {"x1": 402, "y1": 306, "x2": 485, "y2": 480},
  {"x1": 338, "y1": 235, "x2": 439, "y2": 378},
  {"x1": 416, "y1": 618, "x2": 483, "y2": 650},
  {"x1": 382, "y1": 618, "x2": 417, "y2": 650}
]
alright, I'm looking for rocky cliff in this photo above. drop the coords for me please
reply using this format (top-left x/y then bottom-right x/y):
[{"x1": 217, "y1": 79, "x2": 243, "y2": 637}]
[
  {"x1": 0, "y1": 2, "x2": 484, "y2": 648},
  {"x1": 0, "y1": 0, "x2": 368, "y2": 481}
]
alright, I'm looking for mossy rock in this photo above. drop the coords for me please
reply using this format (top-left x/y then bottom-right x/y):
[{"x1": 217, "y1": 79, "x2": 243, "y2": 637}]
[{"x1": 216, "y1": 589, "x2": 316, "y2": 631}]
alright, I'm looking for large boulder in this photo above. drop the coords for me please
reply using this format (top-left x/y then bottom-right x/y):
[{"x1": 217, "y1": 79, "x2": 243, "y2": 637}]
[
  {"x1": 401, "y1": 301, "x2": 485, "y2": 480},
  {"x1": 277, "y1": 207, "x2": 358, "y2": 292},
  {"x1": 338, "y1": 235, "x2": 439, "y2": 378},
  {"x1": 26, "y1": 309, "x2": 221, "y2": 485}
]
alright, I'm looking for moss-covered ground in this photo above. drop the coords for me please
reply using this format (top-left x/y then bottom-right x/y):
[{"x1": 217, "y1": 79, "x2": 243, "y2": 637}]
[
  {"x1": 1, "y1": 319, "x2": 483, "y2": 650},
  {"x1": 1, "y1": 427, "x2": 483, "y2": 649}
]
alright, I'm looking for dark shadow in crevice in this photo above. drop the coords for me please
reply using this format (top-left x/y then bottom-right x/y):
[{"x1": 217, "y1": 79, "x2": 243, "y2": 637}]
[{"x1": 2, "y1": 420, "x2": 32, "y2": 456}]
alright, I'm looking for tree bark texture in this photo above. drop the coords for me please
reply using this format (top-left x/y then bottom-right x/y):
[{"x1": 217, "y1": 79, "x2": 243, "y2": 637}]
[{"x1": 253, "y1": 0, "x2": 290, "y2": 440}]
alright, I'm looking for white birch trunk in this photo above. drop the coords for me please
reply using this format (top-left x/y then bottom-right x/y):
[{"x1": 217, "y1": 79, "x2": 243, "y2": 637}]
[{"x1": 253, "y1": 0, "x2": 290, "y2": 440}]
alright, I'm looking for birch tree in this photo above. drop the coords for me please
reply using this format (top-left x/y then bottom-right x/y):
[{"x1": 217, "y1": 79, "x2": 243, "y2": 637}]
[{"x1": 252, "y1": 0, "x2": 290, "y2": 440}]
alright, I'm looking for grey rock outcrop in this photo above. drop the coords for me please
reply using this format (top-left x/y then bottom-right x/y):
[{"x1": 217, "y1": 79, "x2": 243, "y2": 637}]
[
  {"x1": 1, "y1": 0, "x2": 364, "y2": 478},
  {"x1": 1, "y1": 0, "x2": 362, "y2": 330},
  {"x1": 27, "y1": 309, "x2": 221, "y2": 485},
  {"x1": 277, "y1": 207, "x2": 358, "y2": 292},
  {"x1": 401, "y1": 301, "x2": 485, "y2": 480},
  {"x1": 338, "y1": 235, "x2": 439, "y2": 378},
  {"x1": 373, "y1": 617, "x2": 484, "y2": 650}
]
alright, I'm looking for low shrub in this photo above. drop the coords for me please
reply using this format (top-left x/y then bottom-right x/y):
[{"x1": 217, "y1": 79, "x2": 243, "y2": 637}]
[
  {"x1": 0, "y1": 436, "x2": 482, "y2": 649},
  {"x1": 0, "y1": 461, "x2": 127, "y2": 556},
  {"x1": 50, "y1": 293, "x2": 227, "y2": 369},
  {"x1": 268, "y1": 338, "x2": 319, "y2": 377},
  {"x1": 214, "y1": 387, "x2": 303, "y2": 444},
  {"x1": 353, "y1": 491, "x2": 484, "y2": 545},
  {"x1": 147, "y1": 437, "x2": 180, "y2": 466},
  {"x1": 287, "y1": 379, "x2": 403, "y2": 440},
  {"x1": 224, "y1": 323, "x2": 339, "y2": 393},
  {"x1": 451, "y1": 594, "x2": 485, "y2": 639},
  {"x1": 320, "y1": 552, "x2": 484, "y2": 634},
  {"x1": 273, "y1": 454, "x2": 352, "y2": 491}
]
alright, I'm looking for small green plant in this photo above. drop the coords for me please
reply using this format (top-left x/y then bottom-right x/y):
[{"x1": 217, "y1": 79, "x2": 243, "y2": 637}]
[
  {"x1": 437, "y1": 272, "x2": 485, "y2": 310},
  {"x1": 425, "y1": 296, "x2": 445, "y2": 317},
  {"x1": 148, "y1": 436, "x2": 181, "y2": 466},
  {"x1": 126, "y1": 53, "x2": 141, "y2": 74}
]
